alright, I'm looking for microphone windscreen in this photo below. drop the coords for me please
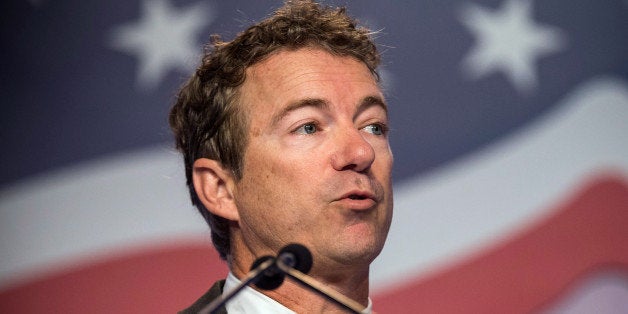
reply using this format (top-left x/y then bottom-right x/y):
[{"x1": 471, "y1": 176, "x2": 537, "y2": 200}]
[
  {"x1": 250, "y1": 255, "x2": 285, "y2": 290},
  {"x1": 279, "y1": 243, "x2": 313, "y2": 274}
]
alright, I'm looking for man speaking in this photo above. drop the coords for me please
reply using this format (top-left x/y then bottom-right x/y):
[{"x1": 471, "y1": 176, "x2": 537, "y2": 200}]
[{"x1": 169, "y1": 1, "x2": 394, "y2": 312}]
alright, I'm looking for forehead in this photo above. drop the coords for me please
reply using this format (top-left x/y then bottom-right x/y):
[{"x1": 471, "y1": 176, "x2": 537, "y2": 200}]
[
  {"x1": 247, "y1": 48, "x2": 375, "y2": 81},
  {"x1": 239, "y1": 48, "x2": 383, "y2": 122}
]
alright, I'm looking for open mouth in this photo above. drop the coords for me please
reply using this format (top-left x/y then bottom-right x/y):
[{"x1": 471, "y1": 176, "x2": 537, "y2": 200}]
[{"x1": 348, "y1": 194, "x2": 368, "y2": 200}]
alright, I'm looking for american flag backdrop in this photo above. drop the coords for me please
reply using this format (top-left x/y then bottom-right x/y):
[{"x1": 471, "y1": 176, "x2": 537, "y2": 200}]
[{"x1": 1, "y1": 0, "x2": 627, "y2": 312}]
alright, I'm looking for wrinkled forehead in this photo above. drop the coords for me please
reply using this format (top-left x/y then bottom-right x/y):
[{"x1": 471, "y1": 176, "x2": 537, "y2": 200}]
[{"x1": 244, "y1": 48, "x2": 379, "y2": 98}]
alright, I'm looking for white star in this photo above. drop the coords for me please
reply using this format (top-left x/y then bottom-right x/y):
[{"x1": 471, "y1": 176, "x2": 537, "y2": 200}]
[
  {"x1": 459, "y1": 0, "x2": 567, "y2": 94},
  {"x1": 109, "y1": 0, "x2": 213, "y2": 90}
]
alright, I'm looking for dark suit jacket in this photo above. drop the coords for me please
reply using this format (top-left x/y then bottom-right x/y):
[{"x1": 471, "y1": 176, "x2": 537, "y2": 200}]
[{"x1": 180, "y1": 280, "x2": 227, "y2": 314}]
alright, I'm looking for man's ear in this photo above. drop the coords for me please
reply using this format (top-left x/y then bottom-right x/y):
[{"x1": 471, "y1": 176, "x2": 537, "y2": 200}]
[{"x1": 192, "y1": 158, "x2": 240, "y2": 221}]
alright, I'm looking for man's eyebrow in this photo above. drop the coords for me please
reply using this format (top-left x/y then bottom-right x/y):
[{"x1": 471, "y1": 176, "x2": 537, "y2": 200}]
[
  {"x1": 271, "y1": 98, "x2": 329, "y2": 126},
  {"x1": 355, "y1": 95, "x2": 388, "y2": 118},
  {"x1": 270, "y1": 95, "x2": 387, "y2": 126}
]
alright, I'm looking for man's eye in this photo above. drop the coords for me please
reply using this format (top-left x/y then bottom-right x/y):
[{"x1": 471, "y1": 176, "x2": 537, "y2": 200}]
[
  {"x1": 295, "y1": 123, "x2": 318, "y2": 135},
  {"x1": 363, "y1": 123, "x2": 387, "y2": 135}
]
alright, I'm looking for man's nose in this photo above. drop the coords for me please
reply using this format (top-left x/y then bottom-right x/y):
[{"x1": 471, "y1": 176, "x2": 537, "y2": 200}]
[{"x1": 330, "y1": 128, "x2": 376, "y2": 172}]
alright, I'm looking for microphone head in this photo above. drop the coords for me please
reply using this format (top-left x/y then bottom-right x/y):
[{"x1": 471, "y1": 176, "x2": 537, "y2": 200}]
[
  {"x1": 250, "y1": 255, "x2": 285, "y2": 290},
  {"x1": 278, "y1": 243, "x2": 313, "y2": 274}
]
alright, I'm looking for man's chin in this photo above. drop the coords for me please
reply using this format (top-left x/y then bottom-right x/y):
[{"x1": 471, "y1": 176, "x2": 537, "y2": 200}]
[{"x1": 326, "y1": 240, "x2": 384, "y2": 267}]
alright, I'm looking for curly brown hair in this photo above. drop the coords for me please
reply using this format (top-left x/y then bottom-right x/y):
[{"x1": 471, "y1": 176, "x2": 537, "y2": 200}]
[{"x1": 169, "y1": 0, "x2": 382, "y2": 260}]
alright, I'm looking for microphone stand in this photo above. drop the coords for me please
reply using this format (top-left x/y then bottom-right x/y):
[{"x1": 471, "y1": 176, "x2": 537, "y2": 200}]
[
  {"x1": 197, "y1": 243, "x2": 366, "y2": 314},
  {"x1": 275, "y1": 256, "x2": 365, "y2": 314}
]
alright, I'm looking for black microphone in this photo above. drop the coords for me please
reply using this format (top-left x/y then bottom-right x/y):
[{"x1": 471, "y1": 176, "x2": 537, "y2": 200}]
[
  {"x1": 250, "y1": 255, "x2": 285, "y2": 290},
  {"x1": 274, "y1": 244, "x2": 365, "y2": 314},
  {"x1": 254, "y1": 243, "x2": 313, "y2": 290},
  {"x1": 198, "y1": 244, "x2": 312, "y2": 314},
  {"x1": 278, "y1": 243, "x2": 314, "y2": 273}
]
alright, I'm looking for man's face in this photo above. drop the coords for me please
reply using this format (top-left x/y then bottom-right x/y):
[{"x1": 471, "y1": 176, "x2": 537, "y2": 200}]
[{"x1": 233, "y1": 48, "x2": 393, "y2": 273}]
